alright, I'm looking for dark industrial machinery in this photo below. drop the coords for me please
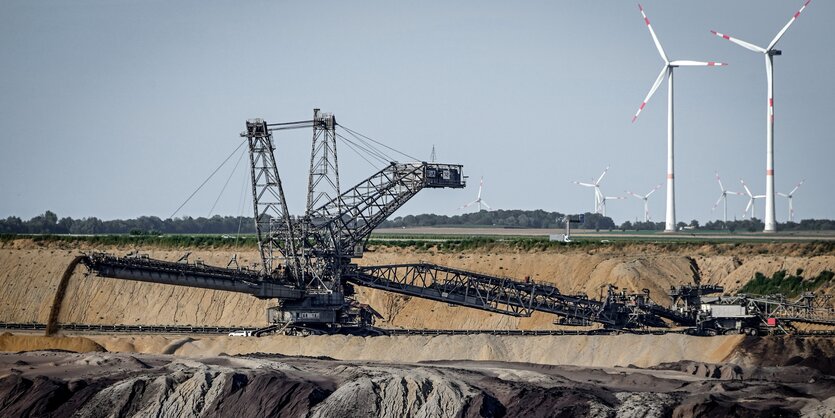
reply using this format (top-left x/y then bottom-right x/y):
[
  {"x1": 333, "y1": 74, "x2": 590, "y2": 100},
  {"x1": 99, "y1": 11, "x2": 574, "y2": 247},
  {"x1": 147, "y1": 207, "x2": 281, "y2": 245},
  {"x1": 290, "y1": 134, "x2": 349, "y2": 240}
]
[
  {"x1": 79, "y1": 108, "x2": 835, "y2": 335},
  {"x1": 694, "y1": 292, "x2": 835, "y2": 335}
]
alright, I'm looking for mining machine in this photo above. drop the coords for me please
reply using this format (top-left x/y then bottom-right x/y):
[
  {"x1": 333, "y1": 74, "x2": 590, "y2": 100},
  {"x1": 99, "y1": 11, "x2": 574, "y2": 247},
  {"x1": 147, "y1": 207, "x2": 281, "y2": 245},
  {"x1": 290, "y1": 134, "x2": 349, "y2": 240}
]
[
  {"x1": 78, "y1": 108, "x2": 835, "y2": 335},
  {"x1": 79, "y1": 109, "x2": 676, "y2": 334}
]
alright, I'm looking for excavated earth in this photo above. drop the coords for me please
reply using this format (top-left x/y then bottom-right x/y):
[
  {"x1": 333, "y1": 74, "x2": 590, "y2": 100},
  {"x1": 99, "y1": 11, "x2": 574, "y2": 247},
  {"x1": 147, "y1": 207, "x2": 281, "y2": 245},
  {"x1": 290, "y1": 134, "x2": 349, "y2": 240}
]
[
  {"x1": 1, "y1": 239, "x2": 834, "y2": 416},
  {"x1": 1, "y1": 239, "x2": 834, "y2": 329},
  {"x1": 1, "y1": 336, "x2": 834, "y2": 418}
]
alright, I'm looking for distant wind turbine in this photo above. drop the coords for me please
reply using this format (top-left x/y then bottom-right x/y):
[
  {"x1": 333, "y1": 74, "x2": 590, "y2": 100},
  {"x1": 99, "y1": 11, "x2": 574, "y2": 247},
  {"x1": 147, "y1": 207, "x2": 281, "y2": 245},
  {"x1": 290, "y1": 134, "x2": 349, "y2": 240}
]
[
  {"x1": 459, "y1": 177, "x2": 491, "y2": 211},
  {"x1": 627, "y1": 184, "x2": 662, "y2": 222},
  {"x1": 712, "y1": 171, "x2": 743, "y2": 224},
  {"x1": 632, "y1": 4, "x2": 727, "y2": 232},
  {"x1": 573, "y1": 166, "x2": 609, "y2": 215},
  {"x1": 598, "y1": 195, "x2": 625, "y2": 218},
  {"x1": 711, "y1": 0, "x2": 814, "y2": 232},
  {"x1": 778, "y1": 179, "x2": 805, "y2": 222},
  {"x1": 740, "y1": 179, "x2": 765, "y2": 219}
]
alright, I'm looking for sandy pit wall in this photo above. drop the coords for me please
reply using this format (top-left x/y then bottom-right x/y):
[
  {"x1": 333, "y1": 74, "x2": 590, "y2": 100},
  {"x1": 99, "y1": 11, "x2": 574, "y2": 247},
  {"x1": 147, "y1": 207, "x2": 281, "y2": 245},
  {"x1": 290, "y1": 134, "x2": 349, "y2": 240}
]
[
  {"x1": 1, "y1": 239, "x2": 833, "y2": 329},
  {"x1": 84, "y1": 333, "x2": 744, "y2": 369}
]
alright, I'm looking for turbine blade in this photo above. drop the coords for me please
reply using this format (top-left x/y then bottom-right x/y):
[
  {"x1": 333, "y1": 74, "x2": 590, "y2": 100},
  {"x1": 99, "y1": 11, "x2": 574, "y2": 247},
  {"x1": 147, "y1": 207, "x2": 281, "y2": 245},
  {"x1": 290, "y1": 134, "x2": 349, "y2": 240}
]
[
  {"x1": 789, "y1": 179, "x2": 804, "y2": 196},
  {"x1": 480, "y1": 200, "x2": 491, "y2": 210},
  {"x1": 715, "y1": 172, "x2": 725, "y2": 192},
  {"x1": 670, "y1": 60, "x2": 727, "y2": 67},
  {"x1": 477, "y1": 177, "x2": 484, "y2": 199},
  {"x1": 632, "y1": 65, "x2": 668, "y2": 122},
  {"x1": 740, "y1": 179, "x2": 752, "y2": 197},
  {"x1": 645, "y1": 184, "x2": 662, "y2": 197},
  {"x1": 596, "y1": 166, "x2": 610, "y2": 184},
  {"x1": 638, "y1": 4, "x2": 668, "y2": 62},
  {"x1": 768, "y1": 0, "x2": 812, "y2": 51},
  {"x1": 713, "y1": 194, "x2": 724, "y2": 210},
  {"x1": 745, "y1": 199, "x2": 753, "y2": 213},
  {"x1": 777, "y1": 192, "x2": 788, "y2": 198},
  {"x1": 627, "y1": 191, "x2": 642, "y2": 199},
  {"x1": 574, "y1": 182, "x2": 595, "y2": 187},
  {"x1": 459, "y1": 201, "x2": 476, "y2": 210},
  {"x1": 710, "y1": 30, "x2": 766, "y2": 53}
]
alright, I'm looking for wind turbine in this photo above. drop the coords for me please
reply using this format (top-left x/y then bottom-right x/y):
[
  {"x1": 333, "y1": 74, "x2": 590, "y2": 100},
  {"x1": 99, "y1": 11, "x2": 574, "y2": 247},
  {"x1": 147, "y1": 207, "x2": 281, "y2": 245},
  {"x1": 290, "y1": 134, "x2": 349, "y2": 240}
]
[
  {"x1": 573, "y1": 166, "x2": 609, "y2": 214},
  {"x1": 632, "y1": 4, "x2": 727, "y2": 232},
  {"x1": 598, "y1": 195, "x2": 625, "y2": 218},
  {"x1": 459, "y1": 176, "x2": 491, "y2": 211},
  {"x1": 627, "y1": 184, "x2": 662, "y2": 222},
  {"x1": 740, "y1": 179, "x2": 765, "y2": 219},
  {"x1": 712, "y1": 171, "x2": 743, "y2": 224},
  {"x1": 778, "y1": 179, "x2": 805, "y2": 222},
  {"x1": 711, "y1": 0, "x2": 813, "y2": 232}
]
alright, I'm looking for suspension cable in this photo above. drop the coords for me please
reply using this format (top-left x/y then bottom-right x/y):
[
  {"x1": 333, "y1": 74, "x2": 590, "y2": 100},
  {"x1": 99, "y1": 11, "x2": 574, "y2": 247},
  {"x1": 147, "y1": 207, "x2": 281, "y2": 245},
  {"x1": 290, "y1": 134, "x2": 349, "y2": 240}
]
[
  {"x1": 337, "y1": 124, "x2": 420, "y2": 162},
  {"x1": 200, "y1": 145, "x2": 247, "y2": 233},
  {"x1": 169, "y1": 139, "x2": 247, "y2": 220},
  {"x1": 337, "y1": 133, "x2": 383, "y2": 169},
  {"x1": 234, "y1": 158, "x2": 250, "y2": 251},
  {"x1": 339, "y1": 129, "x2": 393, "y2": 163},
  {"x1": 336, "y1": 132, "x2": 389, "y2": 164}
]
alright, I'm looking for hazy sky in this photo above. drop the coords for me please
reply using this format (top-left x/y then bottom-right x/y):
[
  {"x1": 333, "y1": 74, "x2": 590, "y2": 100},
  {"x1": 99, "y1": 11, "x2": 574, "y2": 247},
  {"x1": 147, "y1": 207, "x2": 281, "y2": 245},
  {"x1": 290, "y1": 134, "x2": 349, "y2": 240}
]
[{"x1": 1, "y1": 1, "x2": 833, "y2": 224}]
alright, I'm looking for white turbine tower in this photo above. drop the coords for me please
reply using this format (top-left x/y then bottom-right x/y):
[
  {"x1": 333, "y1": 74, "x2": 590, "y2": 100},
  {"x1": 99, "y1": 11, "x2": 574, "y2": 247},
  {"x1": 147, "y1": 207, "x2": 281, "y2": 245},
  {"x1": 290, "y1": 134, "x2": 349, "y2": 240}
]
[
  {"x1": 740, "y1": 179, "x2": 765, "y2": 220},
  {"x1": 711, "y1": 0, "x2": 813, "y2": 232},
  {"x1": 632, "y1": 4, "x2": 727, "y2": 233},
  {"x1": 573, "y1": 166, "x2": 609, "y2": 214},
  {"x1": 778, "y1": 180, "x2": 805, "y2": 222},
  {"x1": 712, "y1": 171, "x2": 743, "y2": 224},
  {"x1": 627, "y1": 184, "x2": 662, "y2": 222},
  {"x1": 459, "y1": 177, "x2": 491, "y2": 211}
]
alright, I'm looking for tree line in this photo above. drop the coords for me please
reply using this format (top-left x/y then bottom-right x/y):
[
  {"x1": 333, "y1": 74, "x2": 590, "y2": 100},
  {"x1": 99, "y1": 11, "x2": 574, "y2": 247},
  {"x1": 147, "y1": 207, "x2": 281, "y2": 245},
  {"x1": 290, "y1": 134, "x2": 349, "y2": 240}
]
[
  {"x1": 0, "y1": 211, "x2": 255, "y2": 235},
  {"x1": 379, "y1": 210, "x2": 617, "y2": 231},
  {"x1": 1, "y1": 210, "x2": 832, "y2": 235}
]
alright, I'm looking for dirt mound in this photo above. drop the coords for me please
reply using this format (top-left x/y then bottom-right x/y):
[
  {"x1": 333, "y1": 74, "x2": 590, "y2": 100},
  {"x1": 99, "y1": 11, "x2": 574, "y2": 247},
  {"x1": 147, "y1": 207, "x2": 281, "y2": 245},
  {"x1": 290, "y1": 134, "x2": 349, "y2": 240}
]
[
  {"x1": 653, "y1": 361, "x2": 743, "y2": 380},
  {"x1": 1, "y1": 351, "x2": 832, "y2": 417},
  {"x1": 86, "y1": 333, "x2": 743, "y2": 368},
  {"x1": 0, "y1": 334, "x2": 104, "y2": 353},
  {"x1": 728, "y1": 335, "x2": 835, "y2": 376}
]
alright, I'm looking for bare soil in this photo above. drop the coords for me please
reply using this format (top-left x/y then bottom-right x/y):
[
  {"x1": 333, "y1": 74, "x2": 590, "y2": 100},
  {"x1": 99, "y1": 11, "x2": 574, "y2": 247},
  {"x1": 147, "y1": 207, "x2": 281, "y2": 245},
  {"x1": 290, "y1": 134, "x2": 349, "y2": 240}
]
[{"x1": 1, "y1": 239, "x2": 834, "y2": 330}]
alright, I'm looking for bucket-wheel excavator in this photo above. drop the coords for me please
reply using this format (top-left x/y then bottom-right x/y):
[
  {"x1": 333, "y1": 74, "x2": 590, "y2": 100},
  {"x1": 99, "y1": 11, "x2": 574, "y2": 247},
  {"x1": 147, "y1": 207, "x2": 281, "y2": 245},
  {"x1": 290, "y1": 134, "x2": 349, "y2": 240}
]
[{"x1": 80, "y1": 109, "x2": 835, "y2": 335}]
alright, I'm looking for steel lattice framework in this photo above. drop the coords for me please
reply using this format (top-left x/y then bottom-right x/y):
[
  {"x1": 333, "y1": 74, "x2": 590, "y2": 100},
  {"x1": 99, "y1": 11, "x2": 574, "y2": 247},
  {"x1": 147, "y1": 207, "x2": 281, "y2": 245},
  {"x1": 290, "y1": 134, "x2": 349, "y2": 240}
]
[
  {"x1": 348, "y1": 263, "x2": 671, "y2": 328},
  {"x1": 722, "y1": 293, "x2": 835, "y2": 326},
  {"x1": 307, "y1": 109, "x2": 341, "y2": 217},
  {"x1": 242, "y1": 119, "x2": 300, "y2": 283}
]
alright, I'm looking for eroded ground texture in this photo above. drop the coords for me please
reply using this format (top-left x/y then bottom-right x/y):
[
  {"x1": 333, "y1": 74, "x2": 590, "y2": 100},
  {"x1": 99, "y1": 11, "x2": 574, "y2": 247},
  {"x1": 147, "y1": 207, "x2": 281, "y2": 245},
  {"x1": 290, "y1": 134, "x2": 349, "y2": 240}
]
[{"x1": 1, "y1": 347, "x2": 834, "y2": 418}]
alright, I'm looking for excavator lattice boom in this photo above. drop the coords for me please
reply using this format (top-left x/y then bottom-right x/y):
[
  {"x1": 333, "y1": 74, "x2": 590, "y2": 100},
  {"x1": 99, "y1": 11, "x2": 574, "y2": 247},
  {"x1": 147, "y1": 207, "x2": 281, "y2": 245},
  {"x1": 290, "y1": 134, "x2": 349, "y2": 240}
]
[{"x1": 79, "y1": 108, "x2": 835, "y2": 335}]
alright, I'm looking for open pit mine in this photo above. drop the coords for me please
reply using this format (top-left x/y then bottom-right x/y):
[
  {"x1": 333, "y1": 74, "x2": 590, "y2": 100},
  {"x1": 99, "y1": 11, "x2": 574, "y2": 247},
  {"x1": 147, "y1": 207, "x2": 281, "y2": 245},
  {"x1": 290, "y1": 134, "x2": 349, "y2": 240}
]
[{"x1": 2, "y1": 110, "x2": 835, "y2": 416}]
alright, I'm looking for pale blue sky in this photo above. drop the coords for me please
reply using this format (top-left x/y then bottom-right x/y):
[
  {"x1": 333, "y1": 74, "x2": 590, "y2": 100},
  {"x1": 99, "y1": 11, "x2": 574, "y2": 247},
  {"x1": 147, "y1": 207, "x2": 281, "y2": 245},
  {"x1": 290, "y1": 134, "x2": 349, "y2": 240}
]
[{"x1": 1, "y1": 1, "x2": 832, "y2": 223}]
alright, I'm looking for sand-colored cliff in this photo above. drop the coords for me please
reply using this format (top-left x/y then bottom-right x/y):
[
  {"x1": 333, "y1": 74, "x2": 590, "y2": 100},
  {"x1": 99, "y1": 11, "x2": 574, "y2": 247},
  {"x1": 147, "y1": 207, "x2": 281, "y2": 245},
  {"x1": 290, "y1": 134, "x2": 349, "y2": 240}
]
[{"x1": 1, "y1": 239, "x2": 833, "y2": 329}]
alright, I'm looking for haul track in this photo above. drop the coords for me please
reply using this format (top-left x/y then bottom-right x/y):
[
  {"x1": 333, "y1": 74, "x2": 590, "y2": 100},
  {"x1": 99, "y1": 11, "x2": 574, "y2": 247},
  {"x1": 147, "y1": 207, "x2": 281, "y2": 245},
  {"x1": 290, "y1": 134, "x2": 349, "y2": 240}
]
[{"x1": 3, "y1": 322, "x2": 835, "y2": 337}]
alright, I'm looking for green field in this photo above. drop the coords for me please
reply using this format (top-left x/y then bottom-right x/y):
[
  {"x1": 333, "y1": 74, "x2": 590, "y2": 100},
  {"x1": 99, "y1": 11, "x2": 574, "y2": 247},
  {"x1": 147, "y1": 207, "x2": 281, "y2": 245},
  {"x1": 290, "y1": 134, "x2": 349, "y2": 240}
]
[{"x1": 6, "y1": 228, "x2": 834, "y2": 255}]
